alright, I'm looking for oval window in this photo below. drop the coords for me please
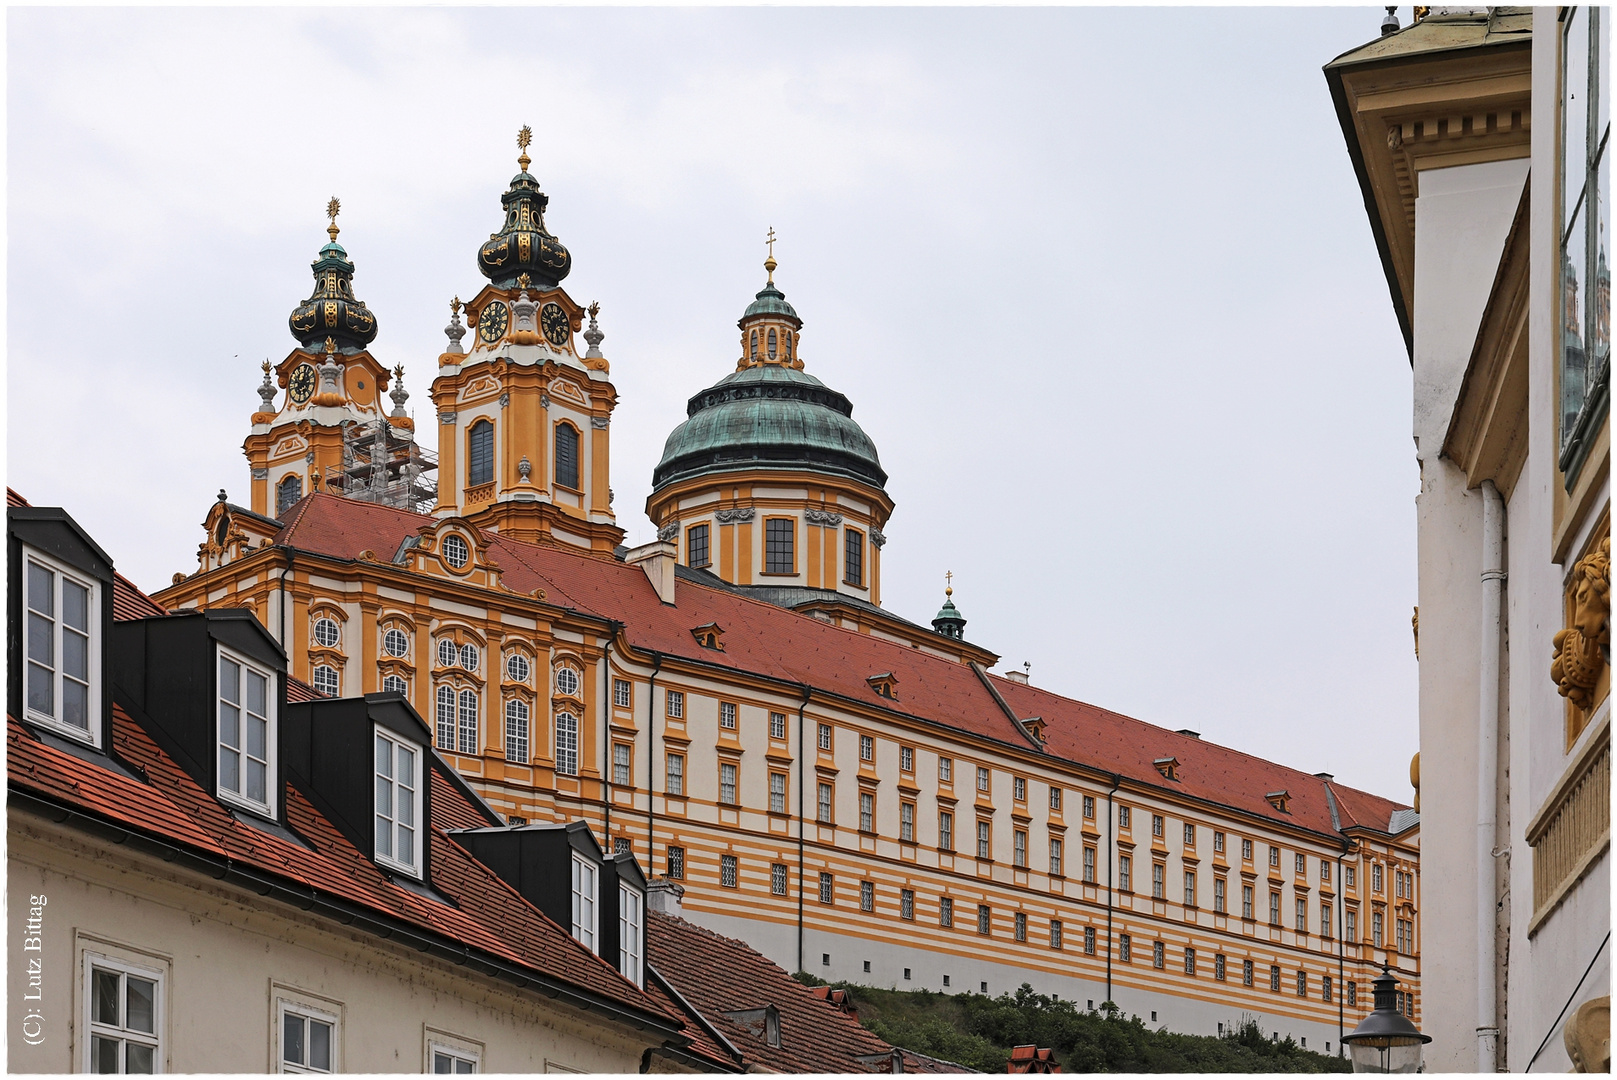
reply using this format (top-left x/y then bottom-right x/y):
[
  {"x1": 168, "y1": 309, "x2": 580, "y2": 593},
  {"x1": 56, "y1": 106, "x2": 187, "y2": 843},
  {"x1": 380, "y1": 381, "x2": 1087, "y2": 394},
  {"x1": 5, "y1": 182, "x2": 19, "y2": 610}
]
[
  {"x1": 313, "y1": 617, "x2": 340, "y2": 648},
  {"x1": 383, "y1": 628, "x2": 410, "y2": 658},
  {"x1": 555, "y1": 666, "x2": 581, "y2": 698},
  {"x1": 437, "y1": 639, "x2": 458, "y2": 668},
  {"x1": 442, "y1": 535, "x2": 470, "y2": 569},
  {"x1": 507, "y1": 653, "x2": 531, "y2": 683},
  {"x1": 459, "y1": 643, "x2": 480, "y2": 672}
]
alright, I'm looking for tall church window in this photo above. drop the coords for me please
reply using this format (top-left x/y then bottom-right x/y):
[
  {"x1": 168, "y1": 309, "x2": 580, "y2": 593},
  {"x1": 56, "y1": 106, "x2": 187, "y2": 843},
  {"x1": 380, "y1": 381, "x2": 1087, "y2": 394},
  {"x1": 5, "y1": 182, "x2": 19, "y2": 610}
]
[
  {"x1": 844, "y1": 529, "x2": 863, "y2": 586},
  {"x1": 687, "y1": 524, "x2": 710, "y2": 569},
  {"x1": 765, "y1": 518, "x2": 794, "y2": 574},
  {"x1": 1560, "y1": 6, "x2": 1611, "y2": 483},
  {"x1": 468, "y1": 420, "x2": 494, "y2": 487},
  {"x1": 505, "y1": 699, "x2": 529, "y2": 763},
  {"x1": 750, "y1": 330, "x2": 758, "y2": 360},
  {"x1": 767, "y1": 327, "x2": 778, "y2": 360},
  {"x1": 555, "y1": 423, "x2": 580, "y2": 490},
  {"x1": 276, "y1": 474, "x2": 303, "y2": 517},
  {"x1": 457, "y1": 688, "x2": 478, "y2": 754},
  {"x1": 435, "y1": 686, "x2": 455, "y2": 749},
  {"x1": 556, "y1": 712, "x2": 579, "y2": 775}
]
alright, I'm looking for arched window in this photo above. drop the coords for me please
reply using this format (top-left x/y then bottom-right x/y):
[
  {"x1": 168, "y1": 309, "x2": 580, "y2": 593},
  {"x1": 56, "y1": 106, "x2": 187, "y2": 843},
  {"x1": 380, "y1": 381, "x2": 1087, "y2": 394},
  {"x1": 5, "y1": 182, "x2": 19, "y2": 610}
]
[
  {"x1": 767, "y1": 327, "x2": 778, "y2": 360},
  {"x1": 468, "y1": 420, "x2": 494, "y2": 487},
  {"x1": 457, "y1": 689, "x2": 479, "y2": 755},
  {"x1": 555, "y1": 423, "x2": 579, "y2": 490},
  {"x1": 785, "y1": 330, "x2": 793, "y2": 361},
  {"x1": 435, "y1": 685, "x2": 455, "y2": 749},
  {"x1": 312, "y1": 665, "x2": 339, "y2": 697},
  {"x1": 556, "y1": 711, "x2": 579, "y2": 776},
  {"x1": 750, "y1": 330, "x2": 758, "y2": 359},
  {"x1": 382, "y1": 674, "x2": 407, "y2": 695},
  {"x1": 277, "y1": 474, "x2": 303, "y2": 517},
  {"x1": 505, "y1": 699, "x2": 530, "y2": 763}
]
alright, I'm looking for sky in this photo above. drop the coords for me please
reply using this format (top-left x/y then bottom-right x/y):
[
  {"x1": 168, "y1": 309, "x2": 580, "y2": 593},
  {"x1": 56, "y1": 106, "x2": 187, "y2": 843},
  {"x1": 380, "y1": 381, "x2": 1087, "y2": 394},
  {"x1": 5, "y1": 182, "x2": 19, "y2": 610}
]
[{"x1": 7, "y1": 6, "x2": 1421, "y2": 803}]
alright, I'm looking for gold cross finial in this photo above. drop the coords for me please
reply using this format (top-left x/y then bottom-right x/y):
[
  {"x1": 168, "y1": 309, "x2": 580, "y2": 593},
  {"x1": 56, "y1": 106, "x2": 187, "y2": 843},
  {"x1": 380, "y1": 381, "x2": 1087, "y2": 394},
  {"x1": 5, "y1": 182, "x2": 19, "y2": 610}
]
[
  {"x1": 764, "y1": 226, "x2": 778, "y2": 284},
  {"x1": 517, "y1": 125, "x2": 533, "y2": 172},
  {"x1": 326, "y1": 196, "x2": 341, "y2": 242},
  {"x1": 945, "y1": 570, "x2": 953, "y2": 597}
]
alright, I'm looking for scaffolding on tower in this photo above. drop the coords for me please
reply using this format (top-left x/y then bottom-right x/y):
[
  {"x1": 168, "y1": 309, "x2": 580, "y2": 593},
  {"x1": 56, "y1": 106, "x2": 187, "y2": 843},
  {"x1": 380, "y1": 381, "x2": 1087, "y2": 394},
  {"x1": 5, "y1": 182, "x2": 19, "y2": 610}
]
[{"x1": 324, "y1": 419, "x2": 437, "y2": 514}]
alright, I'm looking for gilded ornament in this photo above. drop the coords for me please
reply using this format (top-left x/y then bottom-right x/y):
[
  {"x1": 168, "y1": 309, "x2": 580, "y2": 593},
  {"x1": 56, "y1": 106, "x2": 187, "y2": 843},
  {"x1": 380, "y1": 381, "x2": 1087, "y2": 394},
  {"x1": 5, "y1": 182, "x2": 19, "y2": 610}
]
[{"x1": 1552, "y1": 535, "x2": 1611, "y2": 711}]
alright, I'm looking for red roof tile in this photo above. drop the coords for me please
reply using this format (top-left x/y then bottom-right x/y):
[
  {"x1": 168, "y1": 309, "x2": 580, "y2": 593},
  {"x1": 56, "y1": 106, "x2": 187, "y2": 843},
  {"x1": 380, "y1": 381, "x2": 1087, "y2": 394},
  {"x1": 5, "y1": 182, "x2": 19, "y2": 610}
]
[
  {"x1": 647, "y1": 909, "x2": 963, "y2": 1073},
  {"x1": 114, "y1": 573, "x2": 169, "y2": 621},
  {"x1": 270, "y1": 496, "x2": 1411, "y2": 835},
  {"x1": 7, "y1": 488, "x2": 29, "y2": 508},
  {"x1": 8, "y1": 709, "x2": 679, "y2": 1028}
]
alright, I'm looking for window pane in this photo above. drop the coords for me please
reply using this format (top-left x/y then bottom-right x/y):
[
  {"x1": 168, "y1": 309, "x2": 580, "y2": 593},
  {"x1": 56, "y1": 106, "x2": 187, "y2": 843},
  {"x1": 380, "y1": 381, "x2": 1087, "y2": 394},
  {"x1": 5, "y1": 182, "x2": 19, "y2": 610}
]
[
  {"x1": 92, "y1": 1035, "x2": 120, "y2": 1074},
  {"x1": 247, "y1": 714, "x2": 267, "y2": 761},
  {"x1": 1568, "y1": 8, "x2": 1592, "y2": 231},
  {"x1": 125, "y1": 976, "x2": 156, "y2": 1034},
  {"x1": 62, "y1": 678, "x2": 89, "y2": 729},
  {"x1": 247, "y1": 670, "x2": 268, "y2": 717},
  {"x1": 125, "y1": 1043, "x2": 154, "y2": 1074},
  {"x1": 284, "y1": 1014, "x2": 305, "y2": 1066},
  {"x1": 247, "y1": 759, "x2": 267, "y2": 803},
  {"x1": 398, "y1": 746, "x2": 415, "y2": 791},
  {"x1": 63, "y1": 626, "x2": 89, "y2": 681},
  {"x1": 220, "y1": 746, "x2": 241, "y2": 795},
  {"x1": 27, "y1": 563, "x2": 54, "y2": 616},
  {"x1": 309, "y1": 1019, "x2": 332, "y2": 1071},
  {"x1": 28, "y1": 610, "x2": 54, "y2": 669},
  {"x1": 220, "y1": 658, "x2": 240, "y2": 705},
  {"x1": 93, "y1": 968, "x2": 120, "y2": 1025},
  {"x1": 435, "y1": 1052, "x2": 454, "y2": 1074}
]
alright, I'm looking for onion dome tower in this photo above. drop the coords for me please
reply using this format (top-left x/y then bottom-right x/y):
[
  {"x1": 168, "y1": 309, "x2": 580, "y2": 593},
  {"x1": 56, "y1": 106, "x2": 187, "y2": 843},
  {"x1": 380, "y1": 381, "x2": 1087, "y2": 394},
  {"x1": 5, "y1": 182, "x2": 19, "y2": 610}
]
[
  {"x1": 428, "y1": 128, "x2": 622, "y2": 553},
  {"x1": 288, "y1": 199, "x2": 379, "y2": 352},
  {"x1": 646, "y1": 234, "x2": 894, "y2": 604},
  {"x1": 476, "y1": 136, "x2": 571, "y2": 289},
  {"x1": 243, "y1": 199, "x2": 407, "y2": 524},
  {"x1": 932, "y1": 576, "x2": 967, "y2": 640}
]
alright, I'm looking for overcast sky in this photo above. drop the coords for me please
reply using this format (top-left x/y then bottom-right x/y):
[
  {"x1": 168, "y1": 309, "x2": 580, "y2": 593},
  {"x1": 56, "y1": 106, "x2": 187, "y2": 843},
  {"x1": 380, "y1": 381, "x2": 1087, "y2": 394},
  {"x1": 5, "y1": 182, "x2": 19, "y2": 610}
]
[{"x1": 7, "y1": 6, "x2": 1420, "y2": 802}]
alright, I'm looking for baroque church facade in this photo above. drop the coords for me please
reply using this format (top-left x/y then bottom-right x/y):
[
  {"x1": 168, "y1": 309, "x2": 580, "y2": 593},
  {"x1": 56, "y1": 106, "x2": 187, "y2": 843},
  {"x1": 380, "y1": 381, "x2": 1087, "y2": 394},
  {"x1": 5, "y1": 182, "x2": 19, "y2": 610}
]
[{"x1": 154, "y1": 132, "x2": 1420, "y2": 1053}]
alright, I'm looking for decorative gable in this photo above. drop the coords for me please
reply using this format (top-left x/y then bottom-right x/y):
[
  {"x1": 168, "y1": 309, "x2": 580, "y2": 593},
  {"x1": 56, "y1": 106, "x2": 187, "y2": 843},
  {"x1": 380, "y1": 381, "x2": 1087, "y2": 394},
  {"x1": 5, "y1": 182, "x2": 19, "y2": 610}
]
[{"x1": 403, "y1": 518, "x2": 503, "y2": 589}]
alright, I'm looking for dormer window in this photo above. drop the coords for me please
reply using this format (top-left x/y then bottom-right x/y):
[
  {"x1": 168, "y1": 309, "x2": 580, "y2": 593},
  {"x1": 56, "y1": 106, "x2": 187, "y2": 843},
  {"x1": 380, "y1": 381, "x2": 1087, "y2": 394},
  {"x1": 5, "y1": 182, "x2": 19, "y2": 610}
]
[
  {"x1": 442, "y1": 534, "x2": 470, "y2": 570},
  {"x1": 23, "y1": 550, "x2": 99, "y2": 745},
  {"x1": 619, "y1": 880, "x2": 644, "y2": 985},
  {"x1": 217, "y1": 647, "x2": 276, "y2": 816},
  {"x1": 1266, "y1": 790, "x2": 1291, "y2": 814},
  {"x1": 1154, "y1": 757, "x2": 1180, "y2": 781},
  {"x1": 867, "y1": 673, "x2": 898, "y2": 700},
  {"x1": 571, "y1": 852, "x2": 598, "y2": 951},
  {"x1": 374, "y1": 727, "x2": 422, "y2": 876},
  {"x1": 691, "y1": 623, "x2": 724, "y2": 650}
]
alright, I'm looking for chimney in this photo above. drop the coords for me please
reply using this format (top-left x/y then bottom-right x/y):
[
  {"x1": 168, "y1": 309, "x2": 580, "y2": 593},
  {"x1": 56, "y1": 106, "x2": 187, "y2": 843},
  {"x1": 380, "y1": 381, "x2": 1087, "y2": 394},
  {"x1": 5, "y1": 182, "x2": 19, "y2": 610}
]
[
  {"x1": 1003, "y1": 671, "x2": 1029, "y2": 685},
  {"x1": 625, "y1": 541, "x2": 677, "y2": 604},
  {"x1": 646, "y1": 876, "x2": 685, "y2": 916},
  {"x1": 1176, "y1": 729, "x2": 1201, "y2": 740}
]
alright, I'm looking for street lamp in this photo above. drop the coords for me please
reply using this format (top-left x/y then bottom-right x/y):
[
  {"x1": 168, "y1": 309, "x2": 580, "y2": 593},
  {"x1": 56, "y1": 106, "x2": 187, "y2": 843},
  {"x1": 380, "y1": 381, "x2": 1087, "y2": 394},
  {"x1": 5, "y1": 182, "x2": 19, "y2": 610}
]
[{"x1": 1341, "y1": 967, "x2": 1431, "y2": 1073}]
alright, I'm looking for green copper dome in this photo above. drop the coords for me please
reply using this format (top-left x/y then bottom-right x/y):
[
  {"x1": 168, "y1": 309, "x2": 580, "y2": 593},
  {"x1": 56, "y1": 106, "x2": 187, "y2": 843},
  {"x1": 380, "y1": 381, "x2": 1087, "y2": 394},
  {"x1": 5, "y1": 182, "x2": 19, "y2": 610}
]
[
  {"x1": 288, "y1": 212, "x2": 378, "y2": 353},
  {"x1": 741, "y1": 282, "x2": 800, "y2": 323},
  {"x1": 652, "y1": 365, "x2": 887, "y2": 491}
]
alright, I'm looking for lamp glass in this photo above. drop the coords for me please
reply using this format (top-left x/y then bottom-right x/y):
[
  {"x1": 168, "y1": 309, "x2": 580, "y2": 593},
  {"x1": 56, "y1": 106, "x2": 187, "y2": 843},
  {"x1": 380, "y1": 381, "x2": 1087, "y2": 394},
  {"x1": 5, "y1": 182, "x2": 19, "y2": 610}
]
[{"x1": 1348, "y1": 1037, "x2": 1423, "y2": 1073}]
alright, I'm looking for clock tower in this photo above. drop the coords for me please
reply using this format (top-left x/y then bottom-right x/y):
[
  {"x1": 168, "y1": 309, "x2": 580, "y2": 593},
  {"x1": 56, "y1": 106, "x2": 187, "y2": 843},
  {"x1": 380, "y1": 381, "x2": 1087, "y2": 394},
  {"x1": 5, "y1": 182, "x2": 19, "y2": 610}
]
[
  {"x1": 429, "y1": 129, "x2": 624, "y2": 551},
  {"x1": 243, "y1": 200, "x2": 407, "y2": 520}
]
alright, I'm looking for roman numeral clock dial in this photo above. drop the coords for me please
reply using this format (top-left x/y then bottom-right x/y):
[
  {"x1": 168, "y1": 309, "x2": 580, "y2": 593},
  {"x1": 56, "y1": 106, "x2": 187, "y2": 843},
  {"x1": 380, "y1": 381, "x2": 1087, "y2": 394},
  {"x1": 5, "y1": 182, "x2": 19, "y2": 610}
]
[
  {"x1": 541, "y1": 302, "x2": 570, "y2": 347},
  {"x1": 478, "y1": 301, "x2": 509, "y2": 344},
  {"x1": 288, "y1": 363, "x2": 317, "y2": 405}
]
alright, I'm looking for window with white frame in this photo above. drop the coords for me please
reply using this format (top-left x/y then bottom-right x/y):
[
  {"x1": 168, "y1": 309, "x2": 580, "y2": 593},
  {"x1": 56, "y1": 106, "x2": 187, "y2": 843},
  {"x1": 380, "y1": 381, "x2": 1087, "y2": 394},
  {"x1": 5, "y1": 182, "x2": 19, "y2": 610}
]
[
  {"x1": 720, "y1": 701, "x2": 737, "y2": 730},
  {"x1": 619, "y1": 882, "x2": 644, "y2": 985},
  {"x1": 860, "y1": 791, "x2": 875, "y2": 832},
  {"x1": 721, "y1": 854, "x2": 738, "y2": 888},
  {"x1": 504, "y1": 700, "x2": 529, "y2": 763},
  {"x1": 770, "y1": 712, "x2": 786, "y2": 739},
  {"x1": 571, "y1": 853, "x2": 598, "y2": 951},
  {"x1": 976, "y1": 766, "x2": 990, "y2": 792},
  {"x1": 771, "y1": 863, "x2": 788, "y2": 895},
  {"x1": 613, "y1": 743, "x2": 632, "y2": 786},
  {"x1": 817, "y1": 723, "x2": 832, "y2": 751},
  {"x1": 431, "y1": 1046, "x2": 478, "y2": 1073},
  {"x1": 613, "y1": 678, "x2": 632, "y2": 708},
  {"x1": 770, "y1": 772, "x2": 787, "y2": 814},
  {"x1": 383, "y1": 628, "x2": 410, "y2": 658},
  {"x1": 940, "y1": 896, "x2": 954, "y2": 927},
  {"x1": 860, "y1": 880, "x2": 875, "y2": 911},
  {"x1": 458, "y1": 643, "x2": 478, "y2": 673},
  {"x1": 312, "y1": 617, "x2": 340, "y2": 649},
  {"x1": 666, "y1": 689, "x2": 683, "y2": 719},
  {"x1": 555, "y1": 665, "x2": 580, "y2": 698},
  {"x1": 1050, "y1": 787, "x2": 1062, "y2": 811},
  {"x1": 1013, "y1": 829, "x2": 1027, "y2": 867},
  {"x1": 437, "y1": 639, "x2": 458, "y2": 668},
  {"x1": 1013, "y1": 776, "x2": 1027, "y2": 802},
  {"x1": 666, "y1": 753, "x2": 684, "y2": 797},
  {"x1": 555, "y1": 712, "x2": 579, "y2": 776},
  {"x1": 818, "y1": 871, "x2": 834, "y2": 904},
  {"x1": 218, "y1": 647, "x2": 275, "y2": 815},
  {"x1": 939, "y1": 756, "x2": 952, "y2": 783},
  {"x1": 435, "y1": 685, "x2": 455, "y2": 749},
  {"x1": 506, "y1": 653, "x2": 530, "y2": 684},
  {"x1": 381, "y1": 674, "x2": 407, "y2": 695},
  {"x1": 939, "y1": 810, "x2": 953, "y2": 850},
  {"x1": 720, "y1": 762, "x2": 738, "y2": 805},
  {"x1": 900, "y1": 745, "x2": 914, "y2": 772},
  {"x1": 976, "y1": 819, "x2": 991, "y2": 858},
  {"x1": 859, "y1": 734, "x2": 874, "y2": 762},
  {"x1": 85, "y1": 953, "x2": 162, "y2": 1074},
  {"x1": 312, "y1": 665, "x2": 339, "y2": 698},
  {"x1": 1049, "y1": 919, "x2": 1063, "y2": 950},
  {"x1": 374, "y1": 728, "x2": 422, "y2": 876},
  {"x1": 457, "y1": 689, "x2": 478, "y2": 754},
  {"x1": 279, "y1": 999, "x2": 337, "y2": 1074},
  {"x1": 441, "y1": 534, "x2": 470, "y2": 570},
  {"x1": 900, "y1": 801, "x2": 915, "y2": 842},
  {"x1": 817, "y1": 782, "x2": 833, "y2": 823},
  {"x1": 901, "y1": 888, "x2": 915, "y2": 919}
]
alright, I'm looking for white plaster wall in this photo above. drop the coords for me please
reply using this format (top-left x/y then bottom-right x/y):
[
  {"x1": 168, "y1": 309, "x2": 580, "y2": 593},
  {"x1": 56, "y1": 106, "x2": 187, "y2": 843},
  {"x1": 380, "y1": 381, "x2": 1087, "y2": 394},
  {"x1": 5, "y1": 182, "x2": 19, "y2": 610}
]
[
  {"x1": 7, "y1": 819, "x2": 661, "y2": 1075},
  {"x1": 1410, "y1": 155, "x2": 1529, "y2": 1073}
]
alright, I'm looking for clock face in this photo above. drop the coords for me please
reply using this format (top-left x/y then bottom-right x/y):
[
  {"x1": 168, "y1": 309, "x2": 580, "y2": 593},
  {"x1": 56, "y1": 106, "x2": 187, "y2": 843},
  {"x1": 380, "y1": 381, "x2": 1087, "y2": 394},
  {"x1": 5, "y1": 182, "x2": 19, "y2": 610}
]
[
  {"x1": 478, "y1": 302, "x2": 510, "y2": 344},
  {"x1": 540, "y1": 303, "x2": 570, "y2": 348},
  {"x1": 288, "y1": 364, "x2": 318, "y2": 405}
]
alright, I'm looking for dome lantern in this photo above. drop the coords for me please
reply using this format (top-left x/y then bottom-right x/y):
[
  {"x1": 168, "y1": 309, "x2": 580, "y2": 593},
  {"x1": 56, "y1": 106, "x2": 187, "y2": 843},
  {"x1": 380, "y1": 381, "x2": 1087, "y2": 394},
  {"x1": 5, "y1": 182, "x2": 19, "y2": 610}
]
[
  {"x1": 287, "y1": 197, "x2": 379, "y2": 353},
  {"x1": 933, "y1": 575, "x2": 967, "y2": 639},
  {"x1": 477, "y1": 126, "x2": 572, "y2": 290}
]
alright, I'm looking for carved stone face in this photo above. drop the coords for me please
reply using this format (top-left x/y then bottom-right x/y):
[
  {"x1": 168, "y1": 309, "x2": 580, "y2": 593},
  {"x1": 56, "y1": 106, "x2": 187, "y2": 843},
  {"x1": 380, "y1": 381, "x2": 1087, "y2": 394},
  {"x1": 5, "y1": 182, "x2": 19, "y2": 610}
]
[{"x1": 1570, "y1": 538, "x2": 1611, "y2": 643}]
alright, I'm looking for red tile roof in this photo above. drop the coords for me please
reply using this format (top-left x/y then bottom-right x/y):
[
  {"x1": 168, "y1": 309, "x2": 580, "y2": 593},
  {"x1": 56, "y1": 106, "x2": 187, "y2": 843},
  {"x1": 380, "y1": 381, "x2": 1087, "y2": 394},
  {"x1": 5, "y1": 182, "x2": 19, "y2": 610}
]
[
  {"x1": 8, "y1": 708, "x2": 681, "y2": 1030},
  {"x1": 1007, "y1": 1045, "x2": 1060, "y2": 1073},
  {"x1": 114, "y1": 573, "x2": 169, "y2": 621},
  {"x1": 7, "y1": 488, "x2": 28, "y2": 508},
  {"x1": 268, "y1": 495, "x2": 1410, "y2": 837},
  {"x1": 646, "y1": 909, "x2": 966, "y2": 1073}
]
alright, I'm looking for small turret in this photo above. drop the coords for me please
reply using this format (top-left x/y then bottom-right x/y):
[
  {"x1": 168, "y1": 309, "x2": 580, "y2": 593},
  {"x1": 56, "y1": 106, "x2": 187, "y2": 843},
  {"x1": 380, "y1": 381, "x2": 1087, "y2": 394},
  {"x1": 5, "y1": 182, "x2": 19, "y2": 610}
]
[
  {"x1": 287, "y1": 198, "x2": 379, "y2": 352},
  {"x1": 932, "y1": 573, "x2": 967, "y2": 640}
]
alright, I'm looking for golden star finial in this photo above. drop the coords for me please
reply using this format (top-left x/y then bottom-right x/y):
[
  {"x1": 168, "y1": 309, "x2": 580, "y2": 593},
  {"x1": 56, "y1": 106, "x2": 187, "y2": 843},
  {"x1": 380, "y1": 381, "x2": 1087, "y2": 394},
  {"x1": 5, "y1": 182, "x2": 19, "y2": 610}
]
[
  {"x1": 517, "y1": 272, "x2": 532, "y2": 291},
  {"x1": 262, "y1": 359, "x2": 272, "y2": 374},
  {"x1": 517, "y1": 125, "x2": 533, "y2": 172},
  {"x1": 764, "y1": 226, "x2": 778, "y2": 284},
  {"x1": 393, "y1": 364, "x2": 405, "y2": 379},
  {"x1": 326, "y1": 196, "x2": 341, "y2": 243}
]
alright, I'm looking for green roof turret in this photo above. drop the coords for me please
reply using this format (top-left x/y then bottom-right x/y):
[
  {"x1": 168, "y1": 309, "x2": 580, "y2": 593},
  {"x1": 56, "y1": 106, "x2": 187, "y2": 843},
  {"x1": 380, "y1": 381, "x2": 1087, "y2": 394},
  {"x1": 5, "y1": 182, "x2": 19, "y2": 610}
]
[{"x1": 933, "y1": 576, "x2": 967, "y2": 640}]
